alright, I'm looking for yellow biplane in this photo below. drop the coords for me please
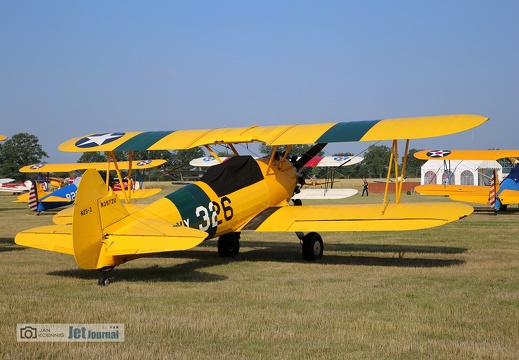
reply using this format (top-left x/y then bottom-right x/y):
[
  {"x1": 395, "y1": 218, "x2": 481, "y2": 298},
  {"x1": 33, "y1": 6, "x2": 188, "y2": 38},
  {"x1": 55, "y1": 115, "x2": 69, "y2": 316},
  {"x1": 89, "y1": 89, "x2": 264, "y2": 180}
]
[
  {"x1": 0, "y1": 135, "x2": 6, "y2": 141},
  {"x1": 414, "y1": 149, "x2": 519, "y2": 210},
  {"x1": 15, "y1": 114, "x2": 488, "y2": 285},
  {"x1": 16, "y1": 160, "x2": 166, "y2": 213}
]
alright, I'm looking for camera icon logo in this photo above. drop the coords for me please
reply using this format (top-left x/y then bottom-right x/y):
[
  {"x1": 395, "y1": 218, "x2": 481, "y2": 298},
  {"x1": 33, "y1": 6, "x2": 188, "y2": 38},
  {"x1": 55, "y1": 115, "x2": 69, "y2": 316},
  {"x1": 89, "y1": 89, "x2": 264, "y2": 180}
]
[{"x1": 20, "y1": 326, "x2": 37, "y2": 339}]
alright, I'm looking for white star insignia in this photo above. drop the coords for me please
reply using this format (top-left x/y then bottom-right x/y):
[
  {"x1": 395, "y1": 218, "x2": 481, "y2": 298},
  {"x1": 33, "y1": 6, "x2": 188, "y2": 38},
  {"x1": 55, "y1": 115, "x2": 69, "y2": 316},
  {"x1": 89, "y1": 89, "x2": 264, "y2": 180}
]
[{"x1": 76, "y1": 132, "x2": 125, "y2": 148}]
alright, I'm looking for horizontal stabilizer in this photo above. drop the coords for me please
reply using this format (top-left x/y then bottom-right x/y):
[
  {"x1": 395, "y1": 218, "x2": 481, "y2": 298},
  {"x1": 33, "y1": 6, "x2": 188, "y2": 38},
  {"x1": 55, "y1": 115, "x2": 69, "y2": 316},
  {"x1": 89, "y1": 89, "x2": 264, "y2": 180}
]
[
  {"x1": 246, "y1": 202, "x2": 473, "y2": 232},
  {"x1": 15, "y1": 225, "x2": 73, "y2": 255},
  {"x1": 105, "y1": 221, "x2": 207, "y2": 255}
]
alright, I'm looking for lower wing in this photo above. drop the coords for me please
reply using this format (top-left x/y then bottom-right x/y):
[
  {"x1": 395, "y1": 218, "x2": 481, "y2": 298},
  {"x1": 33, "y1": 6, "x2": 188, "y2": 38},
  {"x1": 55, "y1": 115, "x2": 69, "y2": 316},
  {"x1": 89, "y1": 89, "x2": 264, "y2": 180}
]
[
  {"x1": 416, "y1": 185, "x2": 490, "y2": 204},
  {"x1": 497, "y1": 189, "x2": 519, "y2": 205},
  {"x1": 243, "y1": 202, "x2": 473, "y2": 232}
]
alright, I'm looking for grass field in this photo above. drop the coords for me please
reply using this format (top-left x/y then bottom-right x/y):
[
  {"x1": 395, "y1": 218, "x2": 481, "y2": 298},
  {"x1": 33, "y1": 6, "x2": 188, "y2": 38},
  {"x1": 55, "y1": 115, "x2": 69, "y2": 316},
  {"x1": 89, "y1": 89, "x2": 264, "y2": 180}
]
[{"x1": 1, "y1": 181, "x2": 518, "y2": 359}]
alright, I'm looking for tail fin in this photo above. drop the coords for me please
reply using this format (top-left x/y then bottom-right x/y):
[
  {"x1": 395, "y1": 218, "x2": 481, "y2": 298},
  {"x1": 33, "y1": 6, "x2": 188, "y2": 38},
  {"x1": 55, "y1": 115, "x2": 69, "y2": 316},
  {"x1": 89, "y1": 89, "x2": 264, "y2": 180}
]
[
  {"x1": 72, "y1": 169, "x2": 130, "y2": 270},
  {"x1": 72, "y1": 169, "x2": 207, "y2": 270},
  {"x1": 28, "y1": 181, "x2": 45, "y2": 212}
]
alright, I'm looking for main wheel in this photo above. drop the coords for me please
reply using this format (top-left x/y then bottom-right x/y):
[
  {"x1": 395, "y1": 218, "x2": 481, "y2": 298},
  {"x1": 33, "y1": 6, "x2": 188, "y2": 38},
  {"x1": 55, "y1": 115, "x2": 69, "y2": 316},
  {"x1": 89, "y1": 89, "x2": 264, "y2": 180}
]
[
  {"x1": 98, "y1": 266, "x2": 114, "y2": 286},
  {"x1": 218, "y1": 232, "x2": 240, "y2": 257},
  {"x1": 302, "y1": 232, "x2": 323, "y2": 261},
  {"x1": 98, "y1": 274, "x2": 110, "y2": 286}
]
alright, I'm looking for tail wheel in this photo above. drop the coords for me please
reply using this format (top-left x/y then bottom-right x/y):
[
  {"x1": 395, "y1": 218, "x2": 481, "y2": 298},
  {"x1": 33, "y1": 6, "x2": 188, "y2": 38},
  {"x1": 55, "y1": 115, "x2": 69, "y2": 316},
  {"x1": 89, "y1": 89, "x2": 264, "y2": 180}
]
[
  {"x1": 218, "y1": 232, "x2": 240, "y2": 257},
  {"x1": 302, "y1": 232, "x2": 323, "y2": 261}
]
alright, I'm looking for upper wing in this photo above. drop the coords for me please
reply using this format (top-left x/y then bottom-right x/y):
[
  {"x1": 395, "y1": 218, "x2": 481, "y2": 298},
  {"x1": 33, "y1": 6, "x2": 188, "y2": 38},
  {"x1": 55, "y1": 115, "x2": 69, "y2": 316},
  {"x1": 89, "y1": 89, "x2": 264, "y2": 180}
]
[
  {"x1": 19, "y1": 159, "x2": 167, "y2": 173},
  {"x1": 242, "y1": 202, "x2": 473, "y2": 232},
  {"x1": 0, "y1": 135, "x2": 6, "y2": 141},
  {"x1": 58, "y1": 114, "x2": 488, "y2": 152},
  {"x1": 414, "y1": 149, "x2": 519, "y2": 160}
]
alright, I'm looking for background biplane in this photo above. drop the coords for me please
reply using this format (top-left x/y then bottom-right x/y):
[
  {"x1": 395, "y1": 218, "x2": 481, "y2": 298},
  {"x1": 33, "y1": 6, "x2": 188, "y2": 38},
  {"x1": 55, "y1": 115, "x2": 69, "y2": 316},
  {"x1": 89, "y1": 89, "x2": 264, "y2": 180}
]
[
  {"x1": 414, "y1": 149, "x2": 519, "y2": 211},
  {"x1": 0, "y1": 179, "x2": 32, "y2": 194},
  {"x1": 15, "y1": 114, "x2": 488, "y2": 285},
  {"x1": 16, "y1": 160, "x2": 165, "y2": 213}
]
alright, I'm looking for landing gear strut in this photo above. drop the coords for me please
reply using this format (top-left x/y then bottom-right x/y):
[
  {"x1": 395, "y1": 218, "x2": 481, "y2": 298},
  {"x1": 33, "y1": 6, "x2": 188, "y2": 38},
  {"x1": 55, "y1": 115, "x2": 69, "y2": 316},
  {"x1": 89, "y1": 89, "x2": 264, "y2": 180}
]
[
  {"x1": 300, "y1": 232, "x2": 323, "y2": 261},
  {"x1": 218, "y1": 232, "x2": 240, "y2": 257},
  {"x1": 98, "y1": 266, "x2": 114, "y2": 286}
]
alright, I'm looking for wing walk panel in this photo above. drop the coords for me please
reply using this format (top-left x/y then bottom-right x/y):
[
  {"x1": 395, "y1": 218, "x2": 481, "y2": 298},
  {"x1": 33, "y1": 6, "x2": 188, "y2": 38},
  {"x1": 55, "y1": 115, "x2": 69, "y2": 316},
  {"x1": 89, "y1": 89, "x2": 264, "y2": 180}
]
[
  {"x1": 316, "y1": 120, "x2": 380, "y2": 142},
  {"x1": 113, "y1": 131, "x2": 175, "y2": 151}
]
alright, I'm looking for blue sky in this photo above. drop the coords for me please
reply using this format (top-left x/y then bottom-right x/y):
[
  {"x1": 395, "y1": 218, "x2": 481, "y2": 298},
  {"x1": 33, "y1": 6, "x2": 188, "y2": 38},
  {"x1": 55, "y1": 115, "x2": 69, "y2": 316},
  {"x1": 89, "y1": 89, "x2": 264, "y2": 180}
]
[{"x1": 1, "y1": 1, "x2": 518, "y2": 162}]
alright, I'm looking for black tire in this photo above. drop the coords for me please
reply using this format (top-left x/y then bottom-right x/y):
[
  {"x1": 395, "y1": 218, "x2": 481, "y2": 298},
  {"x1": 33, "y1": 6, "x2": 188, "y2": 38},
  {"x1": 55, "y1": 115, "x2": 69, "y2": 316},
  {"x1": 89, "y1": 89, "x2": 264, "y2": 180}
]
[
  {"x1": 218, "y1": 232, "x2": 240, "y2": 257},
  {"x1": 98, "y1": 275, "x2": 110, "y2": 286},
  {"x1": 302, "y1": 232, "x2": 323, "y2": 261}
]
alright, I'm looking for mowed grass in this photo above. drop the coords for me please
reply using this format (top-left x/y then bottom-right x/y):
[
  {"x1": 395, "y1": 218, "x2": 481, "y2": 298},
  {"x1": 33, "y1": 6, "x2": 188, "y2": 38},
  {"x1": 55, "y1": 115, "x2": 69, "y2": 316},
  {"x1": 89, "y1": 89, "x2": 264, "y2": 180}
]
[{"x1": 1, "y1": 181, "x2": 519, "y2": 359}]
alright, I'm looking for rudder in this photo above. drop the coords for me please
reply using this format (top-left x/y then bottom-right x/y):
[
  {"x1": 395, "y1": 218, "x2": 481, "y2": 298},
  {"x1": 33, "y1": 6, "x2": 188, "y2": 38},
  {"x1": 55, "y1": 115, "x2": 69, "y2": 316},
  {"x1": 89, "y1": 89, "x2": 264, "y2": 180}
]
[{"x1": 72, "y1": 169, "x2": 130, "y2": 270}]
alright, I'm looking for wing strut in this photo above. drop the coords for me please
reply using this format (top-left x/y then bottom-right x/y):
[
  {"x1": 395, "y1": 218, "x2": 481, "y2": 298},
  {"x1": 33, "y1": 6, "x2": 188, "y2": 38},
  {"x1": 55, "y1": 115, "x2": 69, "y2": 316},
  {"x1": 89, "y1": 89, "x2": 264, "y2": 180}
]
[
  {"x1": 382, "y1": 139, "x2": 410, "y2": 214},
  {"x1": 106, "y1": 151, "x2": 132, "y2": 204}
]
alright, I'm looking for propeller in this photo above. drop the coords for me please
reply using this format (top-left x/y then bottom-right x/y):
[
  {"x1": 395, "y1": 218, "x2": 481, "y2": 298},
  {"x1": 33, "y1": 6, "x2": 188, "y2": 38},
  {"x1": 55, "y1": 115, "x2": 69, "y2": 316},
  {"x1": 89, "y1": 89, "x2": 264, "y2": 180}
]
[
  {"x1": 295, "y1": 143, "x2": 328, "y2": 171},
  {"x1": 289, "y1": 143, "x2": 328, "y2": 196}
]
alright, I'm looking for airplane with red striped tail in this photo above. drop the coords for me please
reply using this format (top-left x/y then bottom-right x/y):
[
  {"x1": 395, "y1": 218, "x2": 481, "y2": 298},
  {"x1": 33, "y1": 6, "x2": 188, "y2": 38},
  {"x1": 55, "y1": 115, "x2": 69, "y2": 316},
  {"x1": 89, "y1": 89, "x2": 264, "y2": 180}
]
[{"x1": 414, "y1": 149, "x2": 519, "y2": 211}]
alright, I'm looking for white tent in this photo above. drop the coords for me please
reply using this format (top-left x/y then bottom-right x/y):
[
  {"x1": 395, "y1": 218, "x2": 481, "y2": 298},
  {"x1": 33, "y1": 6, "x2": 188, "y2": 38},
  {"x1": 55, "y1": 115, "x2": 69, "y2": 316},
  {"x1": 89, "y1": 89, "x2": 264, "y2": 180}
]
[{"x1": 421, "y1": 159, "x2": 502, "y2": 186}]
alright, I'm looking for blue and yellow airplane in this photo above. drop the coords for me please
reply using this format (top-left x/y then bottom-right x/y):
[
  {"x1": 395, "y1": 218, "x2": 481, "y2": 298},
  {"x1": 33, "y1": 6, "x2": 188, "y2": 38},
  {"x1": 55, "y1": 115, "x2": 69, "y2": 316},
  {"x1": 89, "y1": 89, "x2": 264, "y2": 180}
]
[
  {"x1": 16, "y1": 160, "x2": 165, "y2": 213},
  {"x1": 15, "y1": 114, "x2": 488, "y2": 285},
  {"x1": 414, "y1": 149, "x2": 519, "y2": 211}
]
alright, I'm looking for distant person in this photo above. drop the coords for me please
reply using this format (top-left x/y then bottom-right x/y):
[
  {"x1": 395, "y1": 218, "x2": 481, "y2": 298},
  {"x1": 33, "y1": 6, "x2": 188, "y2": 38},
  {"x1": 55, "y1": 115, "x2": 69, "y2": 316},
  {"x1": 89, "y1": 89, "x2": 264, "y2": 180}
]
[{"x1": 361, "y1": 179, "x2": 369, "y2": 197}]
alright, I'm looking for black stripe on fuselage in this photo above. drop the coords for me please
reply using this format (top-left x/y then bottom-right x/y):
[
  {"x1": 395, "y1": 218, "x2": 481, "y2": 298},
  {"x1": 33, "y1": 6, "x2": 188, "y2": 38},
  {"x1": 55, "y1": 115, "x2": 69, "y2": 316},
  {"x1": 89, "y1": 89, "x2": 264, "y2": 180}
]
[{"x1": 241, "y1": 207, "x2": 282, "y2": 231}]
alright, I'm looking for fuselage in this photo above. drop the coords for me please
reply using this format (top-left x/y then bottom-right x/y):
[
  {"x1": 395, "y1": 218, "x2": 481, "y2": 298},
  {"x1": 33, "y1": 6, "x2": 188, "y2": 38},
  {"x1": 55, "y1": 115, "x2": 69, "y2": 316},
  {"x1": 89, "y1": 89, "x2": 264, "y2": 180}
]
[
  {"x1": 138, "y1": 156, "x2": 297, "y2": 239},
  {"x1": 36, "y1": 183, "x2": 77, "y2": 212}
]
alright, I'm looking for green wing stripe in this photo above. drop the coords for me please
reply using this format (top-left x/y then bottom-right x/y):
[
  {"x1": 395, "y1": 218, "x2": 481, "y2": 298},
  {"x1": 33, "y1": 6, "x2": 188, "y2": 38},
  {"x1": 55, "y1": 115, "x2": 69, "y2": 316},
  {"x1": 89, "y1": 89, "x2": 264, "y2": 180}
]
[
  {"x1": 115, "y1": 131, "x2": 175, "y2": 151},
  {"x1": 165, "y1": 184, "x2": 215, "y2": 238},
  {"x1": 316, "y1": 120, "x2": 381, "y2": 142}
]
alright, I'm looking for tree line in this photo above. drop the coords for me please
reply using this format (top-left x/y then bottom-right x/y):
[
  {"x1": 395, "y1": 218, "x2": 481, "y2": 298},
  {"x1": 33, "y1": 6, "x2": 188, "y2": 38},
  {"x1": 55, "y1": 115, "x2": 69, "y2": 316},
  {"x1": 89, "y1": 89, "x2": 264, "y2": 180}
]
[{"x1": 0, "y1": 133, "x2": 425, "y2": 181}]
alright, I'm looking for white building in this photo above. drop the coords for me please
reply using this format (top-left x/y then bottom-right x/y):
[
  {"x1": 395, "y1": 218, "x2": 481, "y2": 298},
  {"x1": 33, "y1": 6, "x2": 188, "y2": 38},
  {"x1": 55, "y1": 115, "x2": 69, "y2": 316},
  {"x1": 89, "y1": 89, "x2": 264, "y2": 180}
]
[{"x1": 421, "y1": 160, "x2": 502, "y2": 186}]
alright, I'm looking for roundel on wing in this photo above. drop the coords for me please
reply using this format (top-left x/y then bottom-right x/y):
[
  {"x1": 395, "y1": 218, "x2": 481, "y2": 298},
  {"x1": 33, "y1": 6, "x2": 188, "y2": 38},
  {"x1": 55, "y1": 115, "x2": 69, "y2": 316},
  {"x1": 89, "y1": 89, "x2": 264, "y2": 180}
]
[
  {"x1": 333, "y1": 156, "x2": 350, "y2": 162},
  {"x1": 75, "y1": 132, "x2": 126, "y2": 148},
  {"x1": 137, "y1": 159, "x2": 152, "y2": 166},
  {"x1": 30, "y1": 163, "x2": 45, "y2": 170},
  {"x1": 426, "y1": 150, "x2": 452, "y2": 158}
]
